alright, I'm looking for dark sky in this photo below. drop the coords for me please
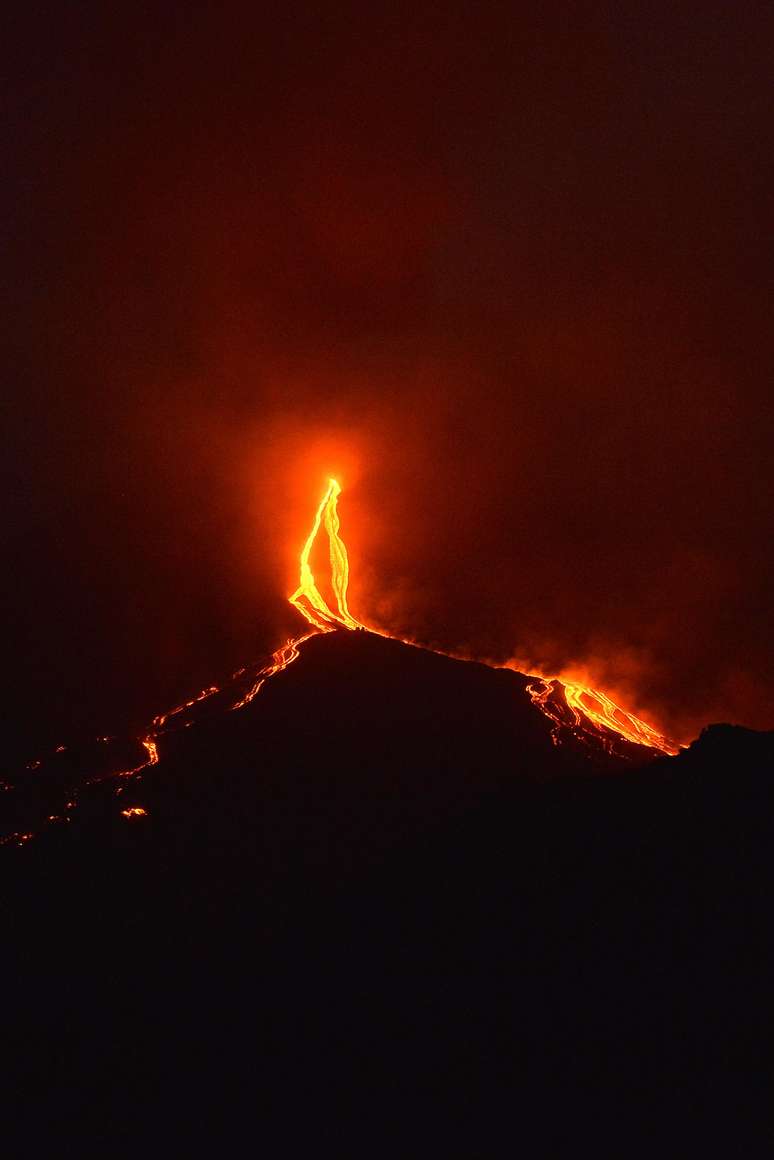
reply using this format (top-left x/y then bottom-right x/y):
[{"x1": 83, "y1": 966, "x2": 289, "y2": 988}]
[{"x1": 3, "y1": 2, "x2": 773, "y2": 759}]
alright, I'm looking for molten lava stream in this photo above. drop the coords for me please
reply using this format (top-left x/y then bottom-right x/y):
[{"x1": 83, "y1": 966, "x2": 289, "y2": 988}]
[
  {"x1": 524, "y1": 674, "x2": 679, "y2": 756},
  {"x1": 231, "y1": 477, "x2": 364, "y2": 709},
  {"x1": 289, "y1": 477, "x2": 365, "y2": 631},
  {"x1": 231, "y1": 634, "x2": 316, "y2": 709},
  {"x1": 153, "y1": 686, "x2": 220, "y2": 731}
]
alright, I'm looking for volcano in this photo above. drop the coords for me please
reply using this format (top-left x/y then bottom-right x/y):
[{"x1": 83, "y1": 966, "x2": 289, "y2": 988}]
[
  {"x1": 0, "y1": 627, "x2": 675, "y2": 856},
  {"x1": 4, "y1": 483, "x2": 774, "y2": 1151}
]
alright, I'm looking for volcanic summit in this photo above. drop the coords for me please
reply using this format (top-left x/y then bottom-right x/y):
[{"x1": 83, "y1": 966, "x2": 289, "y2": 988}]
[{"x1": 3, "y1": 480, "x2": 773, "y2": 1152}]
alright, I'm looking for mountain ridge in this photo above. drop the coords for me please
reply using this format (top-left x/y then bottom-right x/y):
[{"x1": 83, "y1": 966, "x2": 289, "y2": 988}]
[
  {"x1": 2, "y1": 629, "x2": 689, "y2": 850},
  {"x1": 3, "y1": 629, "x2": 773, "y2": 1151}
]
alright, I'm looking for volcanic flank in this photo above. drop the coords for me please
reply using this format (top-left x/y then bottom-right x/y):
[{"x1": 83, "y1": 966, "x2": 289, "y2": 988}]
[
  {"x1": 0, "y1": 478, "x2": 676, "y2": 851},
  {"x1": 1, "y1": 628, "x2": 673, "y2": 856},
  {"x1": 3, "y1": 481, "x2": 774, "y2": 1151}
]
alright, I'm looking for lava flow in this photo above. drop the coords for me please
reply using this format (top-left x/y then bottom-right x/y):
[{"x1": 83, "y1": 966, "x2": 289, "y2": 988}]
[
  {"x1": 289, "y1": 477, "x2": 365, "y2": 631},
  {"x1": 231, "y1": 633, "x2": 316, "y2": 709},
  {"x1": 524, "y1": 675, "x2": 680, "y2": 756},
  {"x1": 230, "y1": 477, "x2": 362, "y2": 709}
]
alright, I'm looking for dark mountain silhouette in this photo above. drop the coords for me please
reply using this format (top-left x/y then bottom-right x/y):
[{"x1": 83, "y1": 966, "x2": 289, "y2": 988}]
[{"x1": 3, "y1": 631, "x2": 773, "y2": 1152}]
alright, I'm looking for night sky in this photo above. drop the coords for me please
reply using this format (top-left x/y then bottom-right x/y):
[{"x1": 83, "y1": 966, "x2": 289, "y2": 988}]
[{"x1": 3, "y1": 3, "x2": 773, "y2": 761}]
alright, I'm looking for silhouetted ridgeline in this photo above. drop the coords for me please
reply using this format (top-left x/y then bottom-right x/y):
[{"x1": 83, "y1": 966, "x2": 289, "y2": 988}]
[{"x1": 3, "y1": 632, "x2": 773, "y2": 1152}]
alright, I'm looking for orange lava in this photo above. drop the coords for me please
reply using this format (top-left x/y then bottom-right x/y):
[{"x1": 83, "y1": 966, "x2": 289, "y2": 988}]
[
  {"x1": 524, "y1": 674, "x2": 680, "y2": 755},
  {"x1": 153, "y1": 687, "x2": 219, "y2": 730},
  {"x1": 232, "y1": 633, "x2": 317, "y2": 708},
  {"x1": 232, "y1": 477, "x2": 364, "y2": 709},
  {"x1": 82, "y1": 735, "x2": 163, "y2": 789},
  {"x1": 290, "y1": 478, "x2": 365, "y2": 631},
  {"x1": 115, "y1": 737, "x2": 159, "y2": 779}
]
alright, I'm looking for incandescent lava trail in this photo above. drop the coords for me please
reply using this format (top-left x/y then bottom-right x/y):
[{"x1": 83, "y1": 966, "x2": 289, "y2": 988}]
[
  {"x1": 523, "y1": 676, "x2": 680, "y2": 756},
  {"x1": 231, "y1": 477, "x2": 362, "y2": 708},
  {"x1": 289, "y1": 477, "x2": 365, "y2": 631}
]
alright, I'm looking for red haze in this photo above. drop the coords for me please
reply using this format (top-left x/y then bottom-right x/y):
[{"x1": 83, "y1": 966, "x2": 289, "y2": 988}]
[{"x1": 2, "y1": 4, "x2": 773, "y2": 757}]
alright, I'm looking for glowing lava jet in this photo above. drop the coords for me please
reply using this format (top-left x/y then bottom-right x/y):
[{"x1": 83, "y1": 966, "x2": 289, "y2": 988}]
[
  {"x1": 230, "y1": 477, "x2": 363, "y2": 709},
  {"x1": 289, "y1": 477, "x2": 365, "y2": 631}
]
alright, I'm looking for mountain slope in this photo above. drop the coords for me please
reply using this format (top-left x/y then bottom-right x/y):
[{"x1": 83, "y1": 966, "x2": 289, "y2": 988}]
[
  {"x1": 3, "y1": 630, "x2": 774, "y2": 1152},
  {"x1": 0, "y1": 629, "x2": 665, "y2": 853}
]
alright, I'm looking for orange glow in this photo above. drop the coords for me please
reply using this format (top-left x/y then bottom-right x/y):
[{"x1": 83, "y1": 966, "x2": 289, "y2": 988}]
[
  {"x1": 234, "y1": 475, "x2": 678, "y2": 758},
  {"x1": 563, "y1": 681, "x2": 679, "y2": 754},
  {"x1": 153, "y1": 687, "x2": 219, "y2": 730},
  {"x1": 107, "y1": 736, "x2": 160, "y2": 783},
  {"x1": 289, "y1": 478, "x2": 365, "y2": 630},
  {"x1": 120, "y1": 807, "x2": 147, "y2": 819},
  {"x1": 232, "y1": 478, "x2": 365, "y2": 708},
  {"x1": 232, "y1": 632, "x2": 317, "y2": 709},
  {"x1": 523, "y1": 673, "x2": 680, "y2": 755},
  {"x1": 142, "y1": 738, "x2": 159, "y2": 765},
  {"x1": 0, "y1": 831, "x2": 34, "y2": 847}
]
